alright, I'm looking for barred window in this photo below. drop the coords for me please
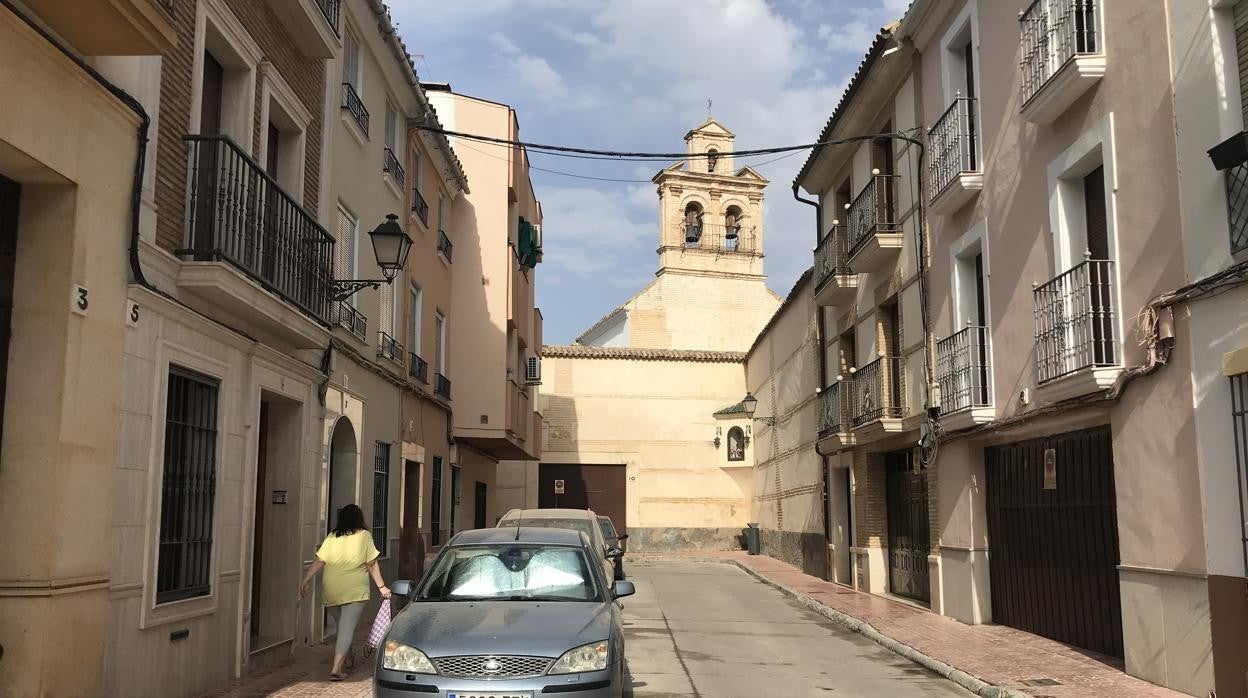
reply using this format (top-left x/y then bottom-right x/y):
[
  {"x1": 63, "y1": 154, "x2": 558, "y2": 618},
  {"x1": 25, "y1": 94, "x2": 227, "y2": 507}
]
[
  {"x1": 373, "y1": 442, "x2": 390, "y2": 557},
  {"x1": 157, "y1": 367, "x2": 219, "y2": 604},
  {"x1": 1231, "y1": 373, "x2": 1248, "y2": 574}
]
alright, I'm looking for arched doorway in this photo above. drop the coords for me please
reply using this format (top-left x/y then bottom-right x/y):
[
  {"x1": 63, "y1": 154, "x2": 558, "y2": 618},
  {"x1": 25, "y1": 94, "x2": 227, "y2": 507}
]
[{"x1": 327, "y1": 417, "x2": 358, "y2": 533}]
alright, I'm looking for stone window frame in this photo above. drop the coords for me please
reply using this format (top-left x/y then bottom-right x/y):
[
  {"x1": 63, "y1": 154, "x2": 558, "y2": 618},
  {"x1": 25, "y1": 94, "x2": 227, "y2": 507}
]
[
  {"x1": 257, "y1": 62, "x2": 312, "y2": 205},
  {"x1": 140, "y1": 341, "x2": 231, "y2": 629}
]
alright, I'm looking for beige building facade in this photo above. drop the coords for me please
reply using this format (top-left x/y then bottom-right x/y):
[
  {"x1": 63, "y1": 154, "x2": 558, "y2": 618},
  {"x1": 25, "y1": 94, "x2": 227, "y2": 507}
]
[
  {"x1": 533, "y1": 120, "x2": 780, "y2": 547},
  {"x1": 0, "y1": 2, "x2": 176, "y2": 696},
  {"x1": 423, "y1": 86, "x2": 544, "y2": 549},
  {"x1": 783, "y1": 1, "x2": 1237, "y2": 695}
]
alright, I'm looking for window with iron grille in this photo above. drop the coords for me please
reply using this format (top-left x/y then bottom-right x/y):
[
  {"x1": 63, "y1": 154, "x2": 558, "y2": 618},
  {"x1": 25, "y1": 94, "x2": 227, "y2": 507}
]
[
  {"x1": 335, "y1": 205, "x2": 357, "y2": 301},
  {"x1": 1227, "y1": 164, "x2": 1248, "y2": 255},
  {"x1": 373, "y1": 442, "x2": 390, "y2": 556},
  {"x1": 1231, "y1": 372, "x2": 1248, "y2": 573},
  {"x1": 157, "y1": 367, "x2": 220, "y2": 604},
  {"x1": 431, "y1": 456, "x2": 443, "y2": 546}
]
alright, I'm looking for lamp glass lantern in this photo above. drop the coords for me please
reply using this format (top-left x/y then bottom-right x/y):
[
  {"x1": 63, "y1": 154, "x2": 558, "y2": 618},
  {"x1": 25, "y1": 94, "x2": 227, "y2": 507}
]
[
  {"x1": 369, "y1": 213, "x2": 413, "y2": 282},
  {"x1": 741, "y1": 392, "x2": 758, "y2": 416}
]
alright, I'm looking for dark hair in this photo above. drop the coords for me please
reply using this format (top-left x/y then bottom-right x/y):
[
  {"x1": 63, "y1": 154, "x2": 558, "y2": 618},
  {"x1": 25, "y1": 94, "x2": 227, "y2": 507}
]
[{"x1": 333, "y1": 504, "x2": 368, "y2": 537}]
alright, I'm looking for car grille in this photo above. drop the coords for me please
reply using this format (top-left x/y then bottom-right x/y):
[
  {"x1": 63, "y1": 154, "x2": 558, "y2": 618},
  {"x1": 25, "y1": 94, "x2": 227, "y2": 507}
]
[{"x1": 434, "y1": 655, "x2": 553, "y2": 679}]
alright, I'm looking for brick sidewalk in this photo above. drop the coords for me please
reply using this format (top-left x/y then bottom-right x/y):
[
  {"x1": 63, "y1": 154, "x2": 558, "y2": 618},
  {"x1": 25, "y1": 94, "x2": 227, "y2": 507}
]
[
  {"x1": 197, "y1": 632, "x2": 374, "y2": 698},
  {"x1": 635, "y1": 551, "x2": 1184, "y2": 698}
]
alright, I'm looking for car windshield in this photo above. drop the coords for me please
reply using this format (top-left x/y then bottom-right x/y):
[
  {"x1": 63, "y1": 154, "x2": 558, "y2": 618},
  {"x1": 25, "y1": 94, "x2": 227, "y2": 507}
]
[
  {"x1": 418, "y1": 544, "x2": 600, "y2": 602},
  {"x1": 598, "y1": 518, "x2": 617, "y2": 539}
]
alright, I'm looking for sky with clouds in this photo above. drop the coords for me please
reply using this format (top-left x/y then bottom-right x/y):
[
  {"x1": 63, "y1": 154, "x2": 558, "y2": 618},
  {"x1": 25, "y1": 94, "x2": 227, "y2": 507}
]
[{"x1": 390, "y1": 0, "x2": 910, "y2": 344}]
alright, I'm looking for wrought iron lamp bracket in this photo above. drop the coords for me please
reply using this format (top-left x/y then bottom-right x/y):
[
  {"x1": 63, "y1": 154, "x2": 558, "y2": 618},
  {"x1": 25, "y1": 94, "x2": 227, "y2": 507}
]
[{"x1": 331, "y1": 279, "x2": 386, "y2": 301}]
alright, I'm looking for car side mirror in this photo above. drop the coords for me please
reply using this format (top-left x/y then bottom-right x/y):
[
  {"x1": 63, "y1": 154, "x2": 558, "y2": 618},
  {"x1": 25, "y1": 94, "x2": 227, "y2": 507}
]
[
  {"x1": 617, "y1": 533, "x2": 629, "y2": 541},
  {"x1": 612, "y1": 580, "x2": 636, "y2": 599},
  {"x1": 391, "y1": 579, "x2": 415, "y2": 598},
  {"x1": 606, "y1": 547, "x2": 623, "y2": 559}
]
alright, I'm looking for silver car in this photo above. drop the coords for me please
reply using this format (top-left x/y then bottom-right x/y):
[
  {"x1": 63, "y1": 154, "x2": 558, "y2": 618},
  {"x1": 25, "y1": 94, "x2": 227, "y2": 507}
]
[
  {"x1": 496, "y1": 508, "x2": 621, "y2": 585},
  {"x1": 376, "y1": 527, "x2": 634, "y2": 698}
]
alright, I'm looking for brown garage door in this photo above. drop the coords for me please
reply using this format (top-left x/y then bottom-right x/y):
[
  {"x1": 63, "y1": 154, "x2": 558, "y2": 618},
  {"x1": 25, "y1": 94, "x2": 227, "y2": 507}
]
[
  {"x1": 539, "y1": 464, "x2": 626, "y2": 532},
  {"x1": 985, "y1": 426, "x2": 1123, "y2": 658}
]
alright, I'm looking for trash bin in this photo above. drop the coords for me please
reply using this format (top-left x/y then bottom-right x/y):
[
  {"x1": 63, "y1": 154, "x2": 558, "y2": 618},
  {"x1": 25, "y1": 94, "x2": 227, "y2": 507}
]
[{"x1": 745, "y1": 523, "x2": 760, "y2": 555}]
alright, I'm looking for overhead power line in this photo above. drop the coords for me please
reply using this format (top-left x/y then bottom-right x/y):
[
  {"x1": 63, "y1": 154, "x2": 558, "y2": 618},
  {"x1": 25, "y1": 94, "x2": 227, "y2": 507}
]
[{"x1": 414, "y1": 124, "x2": 897, "y2": 162}]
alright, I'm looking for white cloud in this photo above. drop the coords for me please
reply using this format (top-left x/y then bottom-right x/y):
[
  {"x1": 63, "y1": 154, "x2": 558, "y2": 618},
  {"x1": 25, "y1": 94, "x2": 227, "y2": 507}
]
[
  {"x1": 817, "y1": 21, "x2": 878, "y2": 52},
  {"x1": 488, "y1": 32, "x2": 602, "y2": 111}
]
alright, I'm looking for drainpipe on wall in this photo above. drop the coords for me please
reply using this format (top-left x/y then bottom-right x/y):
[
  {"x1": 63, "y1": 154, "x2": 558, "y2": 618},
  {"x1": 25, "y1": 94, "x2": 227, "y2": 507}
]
[{"x1": 793, "y1": 182, "x2": 833, "y2": 546}]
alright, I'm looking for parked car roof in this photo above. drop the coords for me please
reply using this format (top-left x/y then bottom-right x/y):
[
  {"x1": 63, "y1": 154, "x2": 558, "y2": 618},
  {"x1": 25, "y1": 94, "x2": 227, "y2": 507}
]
[
  {"x1": 500, "y1": 508, "x2": 598, "y2": 519},
  {"x1": 449, "y1": 526, "x2": 587, "y2": 546}
]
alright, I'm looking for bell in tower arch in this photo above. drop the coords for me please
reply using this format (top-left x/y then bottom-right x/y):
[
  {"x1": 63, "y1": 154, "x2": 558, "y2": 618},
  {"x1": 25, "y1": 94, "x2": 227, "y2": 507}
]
[
  {"x1": 724, "y1": 206, "x2": 743, "y2": 241},
  {"x1": 684, "y1": 202, "x2": 704, "y2": 245}
]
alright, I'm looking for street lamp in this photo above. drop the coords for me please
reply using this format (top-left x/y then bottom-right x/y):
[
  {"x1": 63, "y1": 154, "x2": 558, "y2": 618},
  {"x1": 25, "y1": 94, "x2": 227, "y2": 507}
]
[
  {"x1": 741, "y1": 392, "x2": 758, "y2": 416},
  {"x1": 331, "y1": 214, "x2": 414, "y2": 301}
]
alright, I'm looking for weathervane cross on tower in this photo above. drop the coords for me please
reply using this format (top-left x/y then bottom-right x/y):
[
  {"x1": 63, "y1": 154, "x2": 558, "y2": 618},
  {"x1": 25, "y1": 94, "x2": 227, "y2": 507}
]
[{"x1": 706, "y1": 99, "x2": 712, "y2": 116}]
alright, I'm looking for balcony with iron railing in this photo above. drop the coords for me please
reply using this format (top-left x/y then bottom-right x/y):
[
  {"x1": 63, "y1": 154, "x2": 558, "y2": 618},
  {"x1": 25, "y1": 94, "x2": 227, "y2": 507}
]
[
  {"x1": 412, "y1": 188, "x2": 429, "y2": 227},
  {"x1": 928, "y1": 95, "x2": 982, "y2": 214},
  {"x1": 334, "y1": 302, "x2": 367, "y2": 342},
  {"x1": 849, "y1": 356, "x2": 906, "y2": 432},
  {"x1": 179, "y1": 135, "x2": 334, "y2": 347},
  {"x1": 1033, "y1": 257, "x2": 1120, "y2": 401},
  {"x1": 816, "y1": 382, "x2": 856, "y2": 454},
  {"x1": 377, "y1": 331, "x2": 405, "y2": 366},
  {"x1": 435, "y1": 373, "x2": 452, "y2": 400},
  {"x1": 677, "y1": 222, "x2": 759, "y2": 254},
  {"x1": 341, "y1": 82, "x2": 369, "y2": 136},
  {"x1": 936, "y1": 325, "x2": 994, "y2": 430},
  {"x1": 845, "y1": 174, "x2": 903, "y2": 274},
  {"x1": 812, "y1": 224, "x2": 858, "y2": 307},
  {"x1": 21, "y1": 0, "x2": 177, "y2": 54},
  {"x1": 409, "y1": 352, "x2": 428, "y2": 384},
  {"x1": 314, "y1": 0, "x2": 340, "y2": 34},
  {"x1": 383, "y1": 147, "x2": 405, "y2": 188},
  {"x1": 438, "y1": 230, "x2": 453, "y2": 262},
  {"x1": 1018, "y1": 0, "x2": 1104, "y2": 124}
]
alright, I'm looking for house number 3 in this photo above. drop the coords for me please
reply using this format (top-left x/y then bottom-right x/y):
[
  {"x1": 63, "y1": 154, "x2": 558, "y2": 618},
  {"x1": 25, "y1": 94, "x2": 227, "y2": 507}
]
[{"x1": 70, "y1": 285, "x2": 89, "y2": 316}]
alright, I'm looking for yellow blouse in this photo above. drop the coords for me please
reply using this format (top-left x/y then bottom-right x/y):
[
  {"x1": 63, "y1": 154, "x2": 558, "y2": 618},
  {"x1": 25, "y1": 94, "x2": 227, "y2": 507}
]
[{"x1": 316, "y1": 530, "x2": 380, "y2": 606}]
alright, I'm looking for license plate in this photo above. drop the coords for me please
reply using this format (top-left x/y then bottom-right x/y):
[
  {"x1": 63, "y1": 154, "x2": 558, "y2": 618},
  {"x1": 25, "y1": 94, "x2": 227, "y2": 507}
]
[{"x1": 447, "y1": 693, "x2": 532, "y2": 698}]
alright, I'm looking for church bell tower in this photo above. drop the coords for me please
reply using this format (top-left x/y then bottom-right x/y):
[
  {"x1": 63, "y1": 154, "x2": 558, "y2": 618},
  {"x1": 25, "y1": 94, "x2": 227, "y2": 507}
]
[{"x1": 652, "y1": 118, "x2": 768, "y2": 278}]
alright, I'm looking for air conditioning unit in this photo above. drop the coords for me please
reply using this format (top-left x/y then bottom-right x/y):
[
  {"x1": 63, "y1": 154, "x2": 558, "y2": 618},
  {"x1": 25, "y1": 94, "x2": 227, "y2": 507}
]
[{"x1": 525, "y1": 356, "x2": 542, "y2": 385}]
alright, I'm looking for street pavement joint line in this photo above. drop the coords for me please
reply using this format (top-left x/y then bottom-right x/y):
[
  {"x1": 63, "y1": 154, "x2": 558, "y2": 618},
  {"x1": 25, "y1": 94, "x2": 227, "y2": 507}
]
[{"x1": 660, "y1": 606, "x2": 703, "y2": 698}]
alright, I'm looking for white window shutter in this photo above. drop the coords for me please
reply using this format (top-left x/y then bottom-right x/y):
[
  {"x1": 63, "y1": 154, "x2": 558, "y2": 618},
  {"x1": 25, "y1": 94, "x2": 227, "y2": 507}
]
[{"x1": 525, "y1": 356, "x2": 542, "y2": 384}]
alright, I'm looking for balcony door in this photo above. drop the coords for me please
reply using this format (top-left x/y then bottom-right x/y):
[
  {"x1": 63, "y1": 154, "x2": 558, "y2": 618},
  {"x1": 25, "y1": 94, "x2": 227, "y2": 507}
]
[
  {"x1": 192, "y1": 53, "x2": 225, "y2": 255},
  {"x1": 1084, "y1": 166, "x2": 1112, "y2": 365}
]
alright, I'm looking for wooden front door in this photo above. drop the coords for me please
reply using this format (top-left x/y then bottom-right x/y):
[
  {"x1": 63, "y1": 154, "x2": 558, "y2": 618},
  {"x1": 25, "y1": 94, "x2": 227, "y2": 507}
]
[
  {"x1": 886, "y1": 450, "x2": 930, "y2": 603},
  {"x1": 0, "y1": 176, "x2": 19, "y2": 463}
]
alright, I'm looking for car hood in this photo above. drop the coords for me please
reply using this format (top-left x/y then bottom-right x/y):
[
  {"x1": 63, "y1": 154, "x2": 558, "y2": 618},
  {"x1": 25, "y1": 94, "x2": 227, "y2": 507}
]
[{"x1": 388, "y1": 600, "x2": 613, "y2": 658}]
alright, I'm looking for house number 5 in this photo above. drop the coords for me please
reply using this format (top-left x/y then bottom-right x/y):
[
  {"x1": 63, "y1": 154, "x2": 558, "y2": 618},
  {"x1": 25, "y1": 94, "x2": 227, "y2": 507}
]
[{"x1": 70, "y1": 284, "x2": 89, "y2": 316}]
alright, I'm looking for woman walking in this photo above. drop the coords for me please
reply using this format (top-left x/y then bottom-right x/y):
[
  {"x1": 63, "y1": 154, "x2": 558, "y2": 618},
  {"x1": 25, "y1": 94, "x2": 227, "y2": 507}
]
[{"x1": 299, "y1": 504, "x2": 391, "y2": 680}]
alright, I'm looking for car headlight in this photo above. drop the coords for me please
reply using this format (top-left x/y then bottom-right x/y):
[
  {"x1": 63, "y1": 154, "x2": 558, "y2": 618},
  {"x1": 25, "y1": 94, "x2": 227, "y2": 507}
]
[
  {"x1": 548, "y1": 640, "x2": 609, "y2": 674},
  {"x1": 382, "y1": 641, "x2": 437, "y2": 674}
]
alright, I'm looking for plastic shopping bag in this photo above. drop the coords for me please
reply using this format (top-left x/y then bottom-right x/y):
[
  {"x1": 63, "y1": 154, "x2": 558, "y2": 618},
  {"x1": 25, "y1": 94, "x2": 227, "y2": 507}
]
[{"x1": 366, "y1": 599, "x2": 392, "y2": 650}]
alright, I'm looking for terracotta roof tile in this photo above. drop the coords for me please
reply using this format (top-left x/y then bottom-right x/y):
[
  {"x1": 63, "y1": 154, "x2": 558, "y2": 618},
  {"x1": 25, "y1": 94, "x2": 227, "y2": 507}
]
[{"x1": 542, "y1": 345, "x2": 746, "y2": 363}]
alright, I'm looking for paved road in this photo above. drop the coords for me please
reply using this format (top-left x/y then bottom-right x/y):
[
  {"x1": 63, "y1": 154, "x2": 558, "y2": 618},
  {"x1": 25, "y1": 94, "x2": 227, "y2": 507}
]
[{"x1": 621, "y1": 560, "x2": 972, "y2": 697}]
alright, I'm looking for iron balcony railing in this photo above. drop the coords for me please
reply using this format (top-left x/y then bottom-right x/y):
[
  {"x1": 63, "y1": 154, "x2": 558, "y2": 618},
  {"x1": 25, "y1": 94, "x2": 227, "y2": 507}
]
[
  {"x1": 850, "y1": 356, "x2": 905, "y2": 427},
  {"x1": 315, "y1": 0, "x2": 340, "y2": 34},
  {"x1": 341, "y1": 82, "x2": 369, "y2": 135},
  {"x1": 937, "y1": 325, "x2": 992, "y2": 414},
  {"x1": 383, "y1": 147, "x2": 405, "y2": 187},
  {"x1": 680, "y1": 222, "x2": 757, "y2": 253},
  {"x1": 1033, "y1": 258, "x2": 1117, "y2": 383},
  {"x1": 1020, "y1": 0, "x2": 1100, "y2": 106},
  {"x1": 846, "y1": 174, "x2": 901, "y2": 257},
  {"x1": 412, "y1": 189, "x2": 429, "y2": 226},
  {"x1": 438, "y1": 229, "x2": 453, "y2": 261},
  {"x1": 814, "y1": 225, "x2": 849, "y2": 289},
  {"x1": 818, "y1": 382, "x2": 852, "y2": 436},
  {"x1": 435, "y1": 373, "x2": 452, "y2": 399},
  {"x1": 377, "y1": 331, "x2": 404, "y2": 364},
  {"x1": 409, "y1": 353, "x2": 429, "y2": 383},
  {"x1": 157, "y1": 0, "x2": 173, "y2": 12},
  {"x1": 928, "y1": 96, "x2": 979, "y2": 198},
  {"x1": 181, "y1": 135, "x2": 334, "y2": 322},
  {"x1": 334, "y1": 302, "x2": 367, "y2": 341}
]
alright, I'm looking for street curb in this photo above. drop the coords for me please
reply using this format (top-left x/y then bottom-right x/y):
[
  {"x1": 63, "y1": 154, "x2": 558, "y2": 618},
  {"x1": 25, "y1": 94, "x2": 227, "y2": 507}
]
[{"x1": 636, "y1": 556, "x2": 1029, "y2": 698}]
